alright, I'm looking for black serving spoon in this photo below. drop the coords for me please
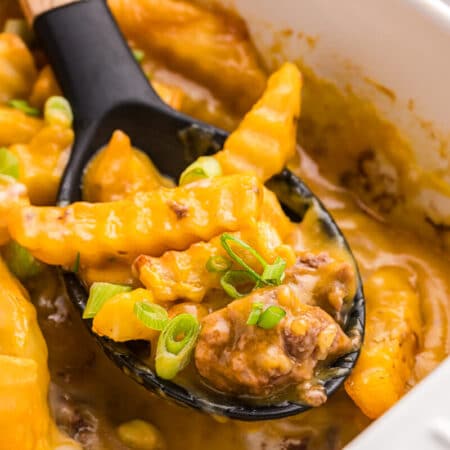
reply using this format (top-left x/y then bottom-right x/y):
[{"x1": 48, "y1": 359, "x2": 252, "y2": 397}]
[{"x1": 21, "y1": 0, "x2": 365, "y2": 420}]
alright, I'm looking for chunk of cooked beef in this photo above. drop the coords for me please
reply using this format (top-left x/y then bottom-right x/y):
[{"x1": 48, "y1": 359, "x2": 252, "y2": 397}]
[
  {"x1": 195, "y1": 284, "x2": 351, "y2": 402},
  {"x1": 285, "y1": 252, "x2": 356, "y2": 319}
]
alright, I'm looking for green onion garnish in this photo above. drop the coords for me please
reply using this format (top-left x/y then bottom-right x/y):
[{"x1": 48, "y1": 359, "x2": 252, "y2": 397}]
[
  {"x1": 8, "y1": 99, "x2": 40, "y2": 117},
  {"x1": 220, "y1": 270, "x2": 256, "y2": 299},
  {"x1": 155, "y1": 313, "x2": 200, "y2": 380},
  {"x1": 257, "y1": 305, "x2": 286, "y2": 329},
  {"x1": 179, "y1": 156, "x2": 222, "y2": 186},
  {"x1": 133, "y1": 301, "x2": 169, "y2": 331},
  {"x1": 132, "y1": 49, "x2": 145, "y2": 63},
  {"x1": 218, "y1": 234, "x2": 287, "y2": 297},
  {"x1": 246, "y1": 302, "x2": 264, "y2": 325},
  {"x1": 180, "y1": 167, "x2": 207, "y2": 185},
  {"x1": 83, "y1": 282, "x2": 132, "y2": 319},
  {"x1": 44, "y1": 96, "x2": 73, "y2": 128},
  {"x1": 261, "y1": 256, "x2": 287, "y2": 285},
  {"x1": 220, "y1": 234, "x2": 267, "y2": 283},
  {"x1": 72, "y1": 252, "x2": 80, "y2": 273},
  {"x1": 0, "y1": 147, "x2": 19, "y2": 179},
  {"x1": 3, "y1": 240, "x2": 43, "y2": 280},
  {"x1": 206, "y1": 255, "x2": 232, "y2": 273}
]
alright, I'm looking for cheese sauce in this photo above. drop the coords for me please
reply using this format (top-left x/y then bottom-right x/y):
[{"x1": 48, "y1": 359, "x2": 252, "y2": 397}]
[{"x1": 27, "y1": 140, "x2": 449, "y2": 449}]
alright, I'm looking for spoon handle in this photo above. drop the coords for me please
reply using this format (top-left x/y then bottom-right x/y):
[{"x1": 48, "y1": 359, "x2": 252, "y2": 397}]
[
  {"x1": 29, "y1": 0, "x2": 167, "y2": 130},
  {"x1": 19, "y1": 0, "x2": 81, "y2": 23}
]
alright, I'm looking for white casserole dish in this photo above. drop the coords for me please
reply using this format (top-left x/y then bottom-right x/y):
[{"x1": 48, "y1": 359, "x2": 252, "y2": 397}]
[
  {"x1": 212, "y1": 0, "x2": 450, "y2": 447},
  {"x1": 217, "y1": 0, "x2": 450, "y2": 228}
]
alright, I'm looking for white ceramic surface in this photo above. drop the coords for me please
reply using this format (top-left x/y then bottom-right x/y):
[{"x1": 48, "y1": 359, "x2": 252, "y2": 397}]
[
  {"x1": 346, "y1": 357, "x2": 450, "y2": 450},
  {"x1": 214, "y1": 0, "x2": 450, "y2": 225},
  {"x1": 224, "y1": 0, "x2": 450, "y2": 133}
]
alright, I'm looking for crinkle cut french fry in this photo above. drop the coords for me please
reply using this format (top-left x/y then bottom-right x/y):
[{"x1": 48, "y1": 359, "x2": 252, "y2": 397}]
[
  {"x1": 9, "y1": 174, "x2": 263, "y2": 267},
  {"x1": 0, "y1": 355, "x2": 42, "y2": 450},
  {"x1": 79, "y1": 260, "x2": 135, "y2": 287},
  {"x1": 0, "y1": 175, "x2": 29, "y2": 245},
  {"x1": 29, "y1": 65, "x2": 62, "y2": 109},
  {"x1": 82, "y1": 130, "x2": 173, "y2": 203},
  {"x1": 0, "y1": 33, "x2": 37, "y2": 103},
  {"x1": 215, "y1": 62, "x2": 302, "y2": 182},
  {"x1": 0, "y1": 106, "x2": 43, "y2": 146},
  {"x1": 108, "y1": 0, "x2": 266, "y2": 114},
  {"x1": 151, "y1": 80, "x2": 184, "y2": 111},
  {"x1": 261, "y1": 187, "x2": 295, "y2": 240},
  {"x1": 81, "y1": 130, "x2": 174, "y2": 284},
  {"x1": 10, "y1": 124, "x2": 74, "y2": 205},
  {"x1": 345, "y1": 267, "x2": 422, "y2": 419},
  {"x1": 134, "y1": 222, "x2": 296, "y2": 303},
  {"x1": 0, "y1": 257, "x2": 81, "y2": 449},
  {"x1": 93, "y1": 288, "x2": 158, "y2": 342}
]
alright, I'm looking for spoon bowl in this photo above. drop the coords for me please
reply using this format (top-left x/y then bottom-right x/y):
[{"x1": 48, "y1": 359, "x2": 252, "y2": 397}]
[{"x1": 23, "y1": 0, "x2": 365, "y2": 420}]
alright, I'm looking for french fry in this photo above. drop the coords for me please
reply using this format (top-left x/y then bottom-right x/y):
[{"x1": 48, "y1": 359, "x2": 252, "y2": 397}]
[
  {"x1": 0, "y1": 106, "x2": 43, "y2": 146},
  {"x1": 93, "y1": 288, "x2": 158, "y2": 342},
  {"x1": 9, "y1": 175, "x2": 263, "y2": 267},
  {"x1": 0, "y1": 33, "x2": 36, "y2": 103},
  {"x1": 215, "y1": 62, "x2": 302, "y2": 181},
  {"x1": 28, "y1": 65, "x2": 61, "y2": 109},
  {"x1": 0, "y1": 258, "x2": 80, "y2": 449},
  {"x1": 0, "y1": 175, "x2": 29, "y2": 245},
  {"x1": 134, "y1": 222, "x2": 296, "y2": 303},
  {"x1": 83, "y1": 130, "x2": 173, "y2": 203},
  {"x1": 108, "y1": 0, "x2": 266, "y2": 114},
  {"x1": 10, "y1": 124, "x2": 73, "y2": 205},
  {"x1": 345, "y1": 267, "x2": 422, "y2": 419},
  {"x1": 151, "y1": 80, "x2": 184, "y2": 111}
]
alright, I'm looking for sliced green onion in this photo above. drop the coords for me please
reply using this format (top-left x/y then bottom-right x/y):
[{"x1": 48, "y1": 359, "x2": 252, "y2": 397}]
[
  {"x1": 72, "y1": 252, "x2": 80, "y2": 273},
  {"x1": 179, "y1": 156, "x2": 222, "y2": 186},
  {"x1": 155, "y1": 313, "x2": 200, "y2": 380},
  {"x1": 220, "y1": 270, "x2": 256, "y2": 299},
  {"x1": 246, "y1": 302, "x2": 264, "y2": 325},
  {"x1": 206, "y1": 255, "x2": 232, "y2": 273},
  {"x1": 134, "y1": 301, "x2": 169, "y2": 331},
  {"x1": 8, "y1": 99, "x2": 40, "y2": 117},
  {"x1": 3, "y1": 240, "x2": 44, "y2": 280},
  {"x1": 83, "y1": 282, "x2": 132, "y2": 319},
  {"x1": 257, "y1": 305, "x2": 286, "y2": 329},
  {"x1": 219, "y1": 234, "x2": 287, "y2": 296},
  {"x1": 179, "y1": 167, "x2": 207, "y2": 185},
  {"x1": 3, "y1": 19, "x2": 34, "y2": 45},
  {"x1": 220, "y1": 234, "x2": 267, "y2": 283},
  {"x1": 0, "y1": 147, "x2": 19, "y2": 179},
  {"x1": 132, "y1": 49, "x2": 145, "y2": 63},
  {"x1": 44, "y1": 96, "x2": 73, "y2": 128},
  {"x1": 261, "y1": 256, "x2": 287, "y2": 285}
]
